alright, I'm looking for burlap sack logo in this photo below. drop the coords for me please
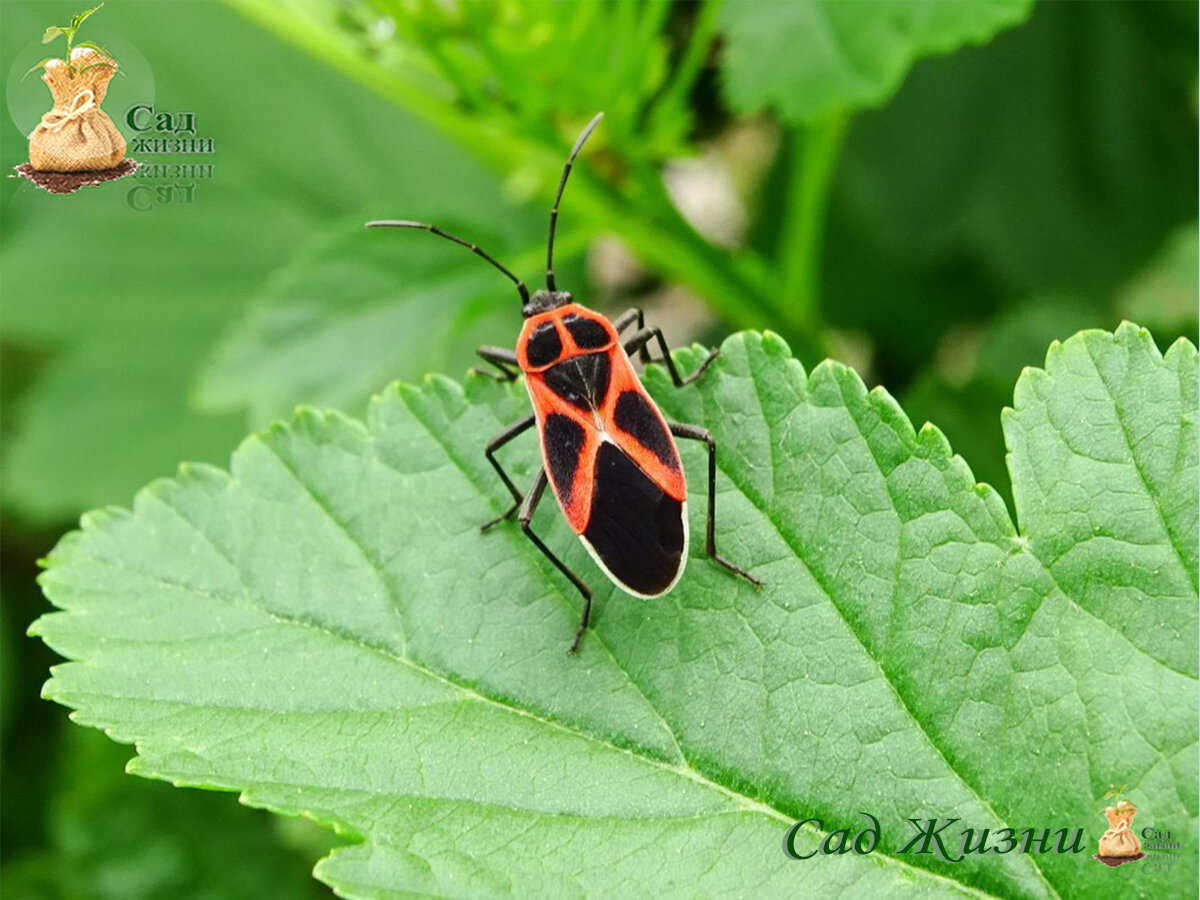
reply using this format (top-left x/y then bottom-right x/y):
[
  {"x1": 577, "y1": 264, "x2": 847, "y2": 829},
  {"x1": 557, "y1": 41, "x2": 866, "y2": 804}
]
[
  {"x1": 14, "y1": 4, "x2": 137, "y2": 195},
  {"x1": 1094, "y1": 783, "x2": 1145, "y2": 867}
]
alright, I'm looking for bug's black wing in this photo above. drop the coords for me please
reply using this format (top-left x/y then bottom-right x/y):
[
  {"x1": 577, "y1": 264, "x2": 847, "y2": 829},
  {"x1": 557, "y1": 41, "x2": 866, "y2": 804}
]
[{"x1": 580, "y1": 441, "x2": 688, "y2": 598}]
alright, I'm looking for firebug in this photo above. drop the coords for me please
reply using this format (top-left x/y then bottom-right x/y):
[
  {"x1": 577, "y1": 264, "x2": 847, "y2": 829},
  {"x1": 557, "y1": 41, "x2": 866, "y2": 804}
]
[{"x1": 368, "y1": 113, "x2": 760, "y2": 651}]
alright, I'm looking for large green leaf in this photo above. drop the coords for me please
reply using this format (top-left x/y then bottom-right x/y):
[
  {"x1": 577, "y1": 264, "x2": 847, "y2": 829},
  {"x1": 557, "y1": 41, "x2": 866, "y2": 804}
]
[
  {"x1": 34, "y1": 325, "x2": 1197, "y2": 897},
  {"x1": 718, "y1": 0, "x2": 1032, "y2": 124}
]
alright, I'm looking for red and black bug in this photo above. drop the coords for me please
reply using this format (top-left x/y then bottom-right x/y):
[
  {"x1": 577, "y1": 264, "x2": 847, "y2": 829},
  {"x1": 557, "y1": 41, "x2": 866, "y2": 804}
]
[{"x1": 368, "y1": 113, "x2": 760, "y2": 652}]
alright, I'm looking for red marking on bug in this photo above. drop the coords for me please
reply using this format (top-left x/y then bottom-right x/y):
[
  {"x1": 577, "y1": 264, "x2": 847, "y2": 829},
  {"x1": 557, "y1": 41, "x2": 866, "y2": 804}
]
[{"x1": 520, "y1": 304, "x2": 685, "y2": 533}]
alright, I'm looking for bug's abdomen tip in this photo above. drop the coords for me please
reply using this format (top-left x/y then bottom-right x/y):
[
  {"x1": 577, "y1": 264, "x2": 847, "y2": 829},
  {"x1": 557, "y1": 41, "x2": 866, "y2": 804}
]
[{"x1": 582, "y1": 443, "x2": 686, "y2": 596}]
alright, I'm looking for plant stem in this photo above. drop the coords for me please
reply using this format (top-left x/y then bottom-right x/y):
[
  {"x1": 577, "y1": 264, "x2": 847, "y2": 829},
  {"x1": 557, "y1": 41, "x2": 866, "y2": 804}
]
[
  {"x1": 228, "y1": 0, "x2": 784, "y2": 333},
  {"x1": 776, "y1": 113, "x2": 848, "y2": 336},
  {"x1": 630, "y1": 164, "x2": 779, "y2": 328},
  {"x1": 653, "y1": 0, "x2": 718, "y2": 119}
]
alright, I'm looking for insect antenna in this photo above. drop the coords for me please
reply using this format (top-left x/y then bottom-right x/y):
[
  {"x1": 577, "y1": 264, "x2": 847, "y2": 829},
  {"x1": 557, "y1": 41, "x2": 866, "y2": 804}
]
[
  {"x1": 365, "y1": 219, "x2": 530, "y2": 306},
  {"x1": 545, "y1": 112, "x2": 604, "y2": 292}
]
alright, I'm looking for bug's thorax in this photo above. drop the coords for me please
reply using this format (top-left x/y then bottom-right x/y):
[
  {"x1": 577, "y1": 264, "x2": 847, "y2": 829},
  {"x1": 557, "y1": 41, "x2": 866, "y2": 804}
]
[{"x1": 516, "y1": 302, "x2": 619, "y2": 373}]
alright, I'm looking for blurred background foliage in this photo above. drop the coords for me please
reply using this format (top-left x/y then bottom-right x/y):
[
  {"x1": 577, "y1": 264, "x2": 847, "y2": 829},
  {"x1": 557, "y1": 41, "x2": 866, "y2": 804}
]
[{"x1": 1, "y1": 1, "x2": 1195, "y2": 896}]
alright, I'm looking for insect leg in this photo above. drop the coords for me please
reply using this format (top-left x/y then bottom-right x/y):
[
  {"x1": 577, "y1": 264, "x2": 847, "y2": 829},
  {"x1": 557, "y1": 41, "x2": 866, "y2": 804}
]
[
  {"x1": 611, "y1": 308, "x2": 643, "y2": 333},
  {"x1": 610, "y1": 307, "x2": 650, "y2": 363},
  {"x1": 517, "y1": 469, "x2": 594, "y2": 653},
  {"x1": 481, "y1": 414, "x2": 536, "y2": 530},
  {"x1": 472, "y1": 345, "x2": 521, "y2": 382},
  {"x1": 668, "y1": 422, "x2": 763, "y2": 588},
  {"x1": 623, "y1": 327, "x2": 720, "y2": 387}
]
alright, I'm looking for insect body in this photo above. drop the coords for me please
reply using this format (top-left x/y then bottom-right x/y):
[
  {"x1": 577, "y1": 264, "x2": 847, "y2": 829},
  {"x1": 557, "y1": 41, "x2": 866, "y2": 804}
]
[
  {"x1": 520, "y1": 302, "x2": 688, "y2": 598},
  {"x1": 368, "y1": 113, "x2": 760, "y2": 652}
]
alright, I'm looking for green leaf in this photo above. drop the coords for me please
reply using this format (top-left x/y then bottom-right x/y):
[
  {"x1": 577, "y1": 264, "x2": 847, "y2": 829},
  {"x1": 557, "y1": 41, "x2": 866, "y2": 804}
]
[
  {"x1": 73, "y1": 62, "x2": 119, "y2": 75},
  {"x1": 718, "y1": 0, "x2": 1032, "y2": 123},
  {"x1": 73, "y1": 39, "x2": 117, "y2": 62},
  {"x1": 1004, "y1": 326, "x2": 1199, "y2": 674},
  {"x1": 42, "y1": 25, "x2": 67, "y2": 45},
  {"x1": 4, "y1": 333, "x2": 249, "y2": 526},
  {"x1": 21, "y1": 56, "x2": 60, "y2": 79},
  {"x1": 70, "y1": 4, "x2": 103, "y2": 32},
  {"x1": 34, "y1": 325, "x2": 1197, "y2": 897},
  {"x1": 195, "y1": 216, "x2": 550, "y2": 427}
]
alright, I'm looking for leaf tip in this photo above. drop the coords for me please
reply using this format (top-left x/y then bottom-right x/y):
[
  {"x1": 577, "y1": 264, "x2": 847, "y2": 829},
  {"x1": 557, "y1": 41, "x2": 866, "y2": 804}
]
[
  {"x1": 1114, "y1": 319, "x2": 1148, "y2": 339},
  {"x1": 25, "y1": 614, "x2": 48, "y2": 639},
  {"x1": 1164, "y1": 334, "x2": 1200, "y2": 365},
  {"x1": 916, "y1": 420, "x2": 947, "y2": 452},
  {"x1": 759, "y1": 329, "x2": 793, "y2": 359}
]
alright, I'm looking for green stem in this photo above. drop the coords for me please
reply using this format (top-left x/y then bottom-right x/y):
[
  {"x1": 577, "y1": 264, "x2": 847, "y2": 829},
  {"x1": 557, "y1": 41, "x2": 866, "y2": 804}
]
[
  {"x1": 651, "y1": 0, "x2": 719, "y2": 119},
  {"x1": 632, "y1": 165, "x2": 778, "y2": 328},
  {"x1": 227, "y1": 0, "x2": 783, "y2": 331},
  {"x1": 776, "y1": 113, "x2": 848, "y2": 335}
]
